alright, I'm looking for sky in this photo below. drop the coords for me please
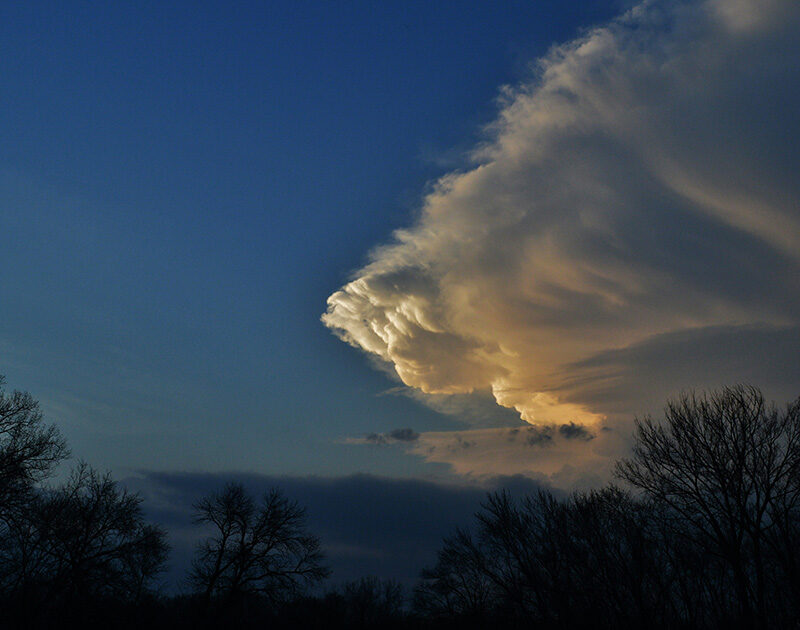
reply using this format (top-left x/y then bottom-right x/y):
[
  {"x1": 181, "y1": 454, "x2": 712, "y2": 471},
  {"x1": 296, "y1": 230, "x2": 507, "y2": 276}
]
[{"x1": 2, "y1": 0, "x2": 799, "y2": 587}]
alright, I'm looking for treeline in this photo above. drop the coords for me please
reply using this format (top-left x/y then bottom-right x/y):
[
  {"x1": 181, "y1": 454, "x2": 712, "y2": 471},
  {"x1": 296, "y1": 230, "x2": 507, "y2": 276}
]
[
  {"x1": 414, "y1": 386, "x2": 800, "y2": 630},
  {"x1": 2, "y1": 377, "x2": 800, "y2": 629}
]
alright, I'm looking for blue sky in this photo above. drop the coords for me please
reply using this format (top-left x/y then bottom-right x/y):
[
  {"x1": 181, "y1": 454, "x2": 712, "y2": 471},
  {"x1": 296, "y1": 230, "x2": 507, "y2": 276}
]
[{"x1": 1, "y1": 0, "x2": 624, "y2": 478}]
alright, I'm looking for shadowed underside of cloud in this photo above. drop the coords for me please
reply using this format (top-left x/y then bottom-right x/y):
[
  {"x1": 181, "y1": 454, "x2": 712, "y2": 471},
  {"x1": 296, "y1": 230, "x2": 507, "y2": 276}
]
[
  {"x1": 126, "y1": 471, "x2": 550, "y2": 590},
  {"x1": 409, "y1": 425, "x2": 616, "y2": 490},
  {"x1": 323, "y1": 0, "x2": 800, "y2": 431},
  {"x1": 345, "y1": 422, "x2": 620, "y2": 491}
]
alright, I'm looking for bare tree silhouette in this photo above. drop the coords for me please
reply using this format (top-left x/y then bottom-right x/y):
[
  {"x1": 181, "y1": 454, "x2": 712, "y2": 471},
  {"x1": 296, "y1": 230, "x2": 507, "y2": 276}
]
[
  {"x1": 190, "y1": 482, "x2": 329, "y2": 610},
  {"x1": 617, "y1": 385, "x2": 800, "y2": 627},
  {"x1": 0, "y1": 377, "x2": 67, "y2": 508},
  {"x1": 34, "y1": 463, "x2": 169, "y2": 606},
  {"x1": 414, "y1": 527, "x2": 495, "y2": 621},
  {"x1": 0, "y1": 376, "x2": 69, "y2": 606}
]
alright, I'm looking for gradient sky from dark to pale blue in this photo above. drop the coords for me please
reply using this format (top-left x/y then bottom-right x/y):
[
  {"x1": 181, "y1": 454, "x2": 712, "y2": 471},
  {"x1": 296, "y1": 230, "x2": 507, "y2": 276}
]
[{"x1": 1, "y1": 1, "x2": 624, "y2": 479}]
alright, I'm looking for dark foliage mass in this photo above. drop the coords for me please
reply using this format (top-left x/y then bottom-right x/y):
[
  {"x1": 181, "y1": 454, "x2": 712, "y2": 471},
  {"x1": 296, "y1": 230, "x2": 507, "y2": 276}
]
[{"x1": 1, "y1": 376, "x2": 800, "y2": 629}]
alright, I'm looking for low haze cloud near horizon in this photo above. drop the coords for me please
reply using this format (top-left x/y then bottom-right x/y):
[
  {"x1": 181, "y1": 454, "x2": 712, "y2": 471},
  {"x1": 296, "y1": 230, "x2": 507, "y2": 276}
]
[{"x1": 323, "y1": 0, "x2": 800, "y2": 486}]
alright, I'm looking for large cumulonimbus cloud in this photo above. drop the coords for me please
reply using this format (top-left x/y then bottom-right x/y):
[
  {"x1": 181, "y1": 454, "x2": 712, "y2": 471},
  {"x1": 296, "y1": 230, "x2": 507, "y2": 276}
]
[{"x1": 323, "y1": 0, "x2": 800, "y2": 427}]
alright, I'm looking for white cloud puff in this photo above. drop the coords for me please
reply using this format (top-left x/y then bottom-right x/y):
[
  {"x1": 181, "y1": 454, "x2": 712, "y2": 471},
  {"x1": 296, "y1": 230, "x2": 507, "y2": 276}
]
[{"x1": 324, "y1": 0, "x2": 800, "y2": 426}]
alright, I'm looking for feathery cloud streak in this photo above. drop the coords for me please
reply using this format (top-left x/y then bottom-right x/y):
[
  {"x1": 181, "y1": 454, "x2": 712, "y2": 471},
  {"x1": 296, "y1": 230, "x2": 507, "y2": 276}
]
[{"x1": 323, "y1": 0, "x2": 800, "y2": 426}]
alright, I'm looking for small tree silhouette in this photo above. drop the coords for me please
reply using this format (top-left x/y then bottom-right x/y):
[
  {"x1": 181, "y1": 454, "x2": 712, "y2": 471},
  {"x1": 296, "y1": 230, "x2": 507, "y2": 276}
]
[
  {"x1": 190, "y1": 482, "x2": 329, "y2": 610},
  {"x1": 34, "y1": 463, "x2": 169, "y2": 607}
]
